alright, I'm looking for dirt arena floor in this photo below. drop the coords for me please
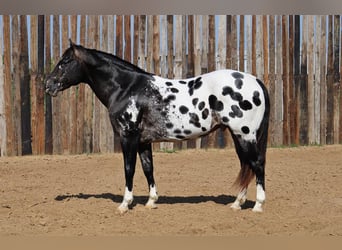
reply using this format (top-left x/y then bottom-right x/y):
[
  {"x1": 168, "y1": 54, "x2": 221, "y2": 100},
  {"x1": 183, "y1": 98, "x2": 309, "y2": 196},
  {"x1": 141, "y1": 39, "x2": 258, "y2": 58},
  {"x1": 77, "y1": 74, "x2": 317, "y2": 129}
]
[{"x1": 1, "y1": 145, "x2": 342, "y2": 236}]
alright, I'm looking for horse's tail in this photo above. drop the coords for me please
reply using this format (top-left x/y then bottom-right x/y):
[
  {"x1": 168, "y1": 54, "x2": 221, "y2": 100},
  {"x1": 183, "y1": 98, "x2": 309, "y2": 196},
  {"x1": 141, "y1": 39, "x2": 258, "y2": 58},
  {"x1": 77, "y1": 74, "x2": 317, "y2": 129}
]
[{"x1": 233, "y1": 78, "x2": 270, "y2": 190}]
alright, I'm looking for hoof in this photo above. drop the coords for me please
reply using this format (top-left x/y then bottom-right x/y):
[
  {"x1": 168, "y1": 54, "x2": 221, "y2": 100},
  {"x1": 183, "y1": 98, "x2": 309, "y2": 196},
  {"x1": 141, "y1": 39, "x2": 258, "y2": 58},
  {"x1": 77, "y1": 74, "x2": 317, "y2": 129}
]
[
  {"x1": 252, "y1": 202, "x2": 263, "y2": 213},
  {"x1": 145, "y1": 199, "x2": 158, "y2": 209},
  {"x1": 230, "y1": 203, "x2": 242, "y2": 211},
  {"x1": 117, "y1": 205, "x2": 129, "y2": 215}
]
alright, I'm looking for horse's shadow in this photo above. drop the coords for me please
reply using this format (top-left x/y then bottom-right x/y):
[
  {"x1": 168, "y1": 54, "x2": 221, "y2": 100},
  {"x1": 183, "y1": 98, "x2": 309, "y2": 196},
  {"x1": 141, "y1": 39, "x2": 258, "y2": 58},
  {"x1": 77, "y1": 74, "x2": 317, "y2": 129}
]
[{"x1": 55, "y1": 193, "x2": 255, "y2": 210}]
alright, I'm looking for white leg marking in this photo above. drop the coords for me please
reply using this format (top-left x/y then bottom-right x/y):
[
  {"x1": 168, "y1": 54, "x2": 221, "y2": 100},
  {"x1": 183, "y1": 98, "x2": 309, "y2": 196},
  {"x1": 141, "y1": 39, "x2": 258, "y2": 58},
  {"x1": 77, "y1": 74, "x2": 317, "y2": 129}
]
[
  {"x1": 230, "y1": 188, "x2": 247, "y2": 211},
  {"x1": 252, "y1": 184, "x2": 265, "y2": 212},
  {"x1": 145, "y1": 185, "x2": 158, "y2": 209},
  {"x1": 117, "y1": 187, "x2": 133, "y2": 214}
]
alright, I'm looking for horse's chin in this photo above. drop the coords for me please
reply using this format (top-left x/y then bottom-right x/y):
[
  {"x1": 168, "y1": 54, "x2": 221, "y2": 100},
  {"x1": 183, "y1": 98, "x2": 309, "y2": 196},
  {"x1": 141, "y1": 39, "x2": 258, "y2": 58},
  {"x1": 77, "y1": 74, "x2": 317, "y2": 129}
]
[{"x1": 46, "y1": 88, "x2": 59, "y2": 97}]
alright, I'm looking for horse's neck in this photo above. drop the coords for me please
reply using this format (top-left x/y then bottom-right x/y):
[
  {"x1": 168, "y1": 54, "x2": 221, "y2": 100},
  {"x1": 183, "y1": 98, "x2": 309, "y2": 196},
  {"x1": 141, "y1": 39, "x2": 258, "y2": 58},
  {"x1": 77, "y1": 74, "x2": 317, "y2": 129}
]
[{"x1": 85, "y1": 66, "x2": 117, "y2": 108}]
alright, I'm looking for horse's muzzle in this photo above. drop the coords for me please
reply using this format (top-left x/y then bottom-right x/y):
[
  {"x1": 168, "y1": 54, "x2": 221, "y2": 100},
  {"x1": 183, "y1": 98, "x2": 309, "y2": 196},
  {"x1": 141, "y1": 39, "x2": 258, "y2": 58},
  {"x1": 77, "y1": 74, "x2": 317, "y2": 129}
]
[{"x1": 45, "y1": 79, "x2": 59, "y2": 97}]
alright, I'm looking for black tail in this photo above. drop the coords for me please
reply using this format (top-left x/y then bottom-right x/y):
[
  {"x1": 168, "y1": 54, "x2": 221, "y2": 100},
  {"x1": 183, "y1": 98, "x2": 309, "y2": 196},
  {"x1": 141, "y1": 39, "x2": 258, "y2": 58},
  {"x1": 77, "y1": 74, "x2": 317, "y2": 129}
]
[{"x1": 233, "y1": 79, "x2": 270, "y2": 190}]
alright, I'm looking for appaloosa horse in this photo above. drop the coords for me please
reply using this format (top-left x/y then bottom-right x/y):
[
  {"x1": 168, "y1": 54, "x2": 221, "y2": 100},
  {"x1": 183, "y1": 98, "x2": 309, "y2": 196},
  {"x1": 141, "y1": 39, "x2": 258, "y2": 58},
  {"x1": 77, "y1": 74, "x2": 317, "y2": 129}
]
[{"x1": 45, "y1": 40, "x2": 270, "y2": 213}]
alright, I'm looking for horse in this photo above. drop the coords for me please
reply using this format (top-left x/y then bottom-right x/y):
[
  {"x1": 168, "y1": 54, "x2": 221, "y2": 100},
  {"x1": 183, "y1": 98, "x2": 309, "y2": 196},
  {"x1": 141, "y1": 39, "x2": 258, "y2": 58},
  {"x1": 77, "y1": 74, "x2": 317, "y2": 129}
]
[{"x1": 45, "y1": 40, "x2": 270, "y2": 213}]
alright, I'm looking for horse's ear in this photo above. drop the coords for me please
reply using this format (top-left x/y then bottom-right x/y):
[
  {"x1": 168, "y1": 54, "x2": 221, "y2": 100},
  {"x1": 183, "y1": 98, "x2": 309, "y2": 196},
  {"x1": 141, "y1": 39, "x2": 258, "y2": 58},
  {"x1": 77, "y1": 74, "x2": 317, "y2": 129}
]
[{"x1": 69, "y1": 39, "x2": 75, "y2": 48}]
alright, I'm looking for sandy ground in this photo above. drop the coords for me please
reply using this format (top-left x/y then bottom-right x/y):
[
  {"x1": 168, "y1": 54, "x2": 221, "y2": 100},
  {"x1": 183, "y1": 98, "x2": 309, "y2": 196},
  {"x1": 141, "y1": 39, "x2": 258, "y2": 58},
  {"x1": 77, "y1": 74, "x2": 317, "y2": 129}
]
[{"x1": 1, "y1": 145, "x2": 342, "y2": 236}]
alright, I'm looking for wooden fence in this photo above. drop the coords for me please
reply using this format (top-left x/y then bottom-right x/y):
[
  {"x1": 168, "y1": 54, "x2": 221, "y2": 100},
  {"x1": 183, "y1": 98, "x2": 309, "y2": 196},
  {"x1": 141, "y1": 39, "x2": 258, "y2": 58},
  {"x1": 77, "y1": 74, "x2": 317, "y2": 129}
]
[{"x1": 0, "y1": 15, "x2": 341, "y2": 156}]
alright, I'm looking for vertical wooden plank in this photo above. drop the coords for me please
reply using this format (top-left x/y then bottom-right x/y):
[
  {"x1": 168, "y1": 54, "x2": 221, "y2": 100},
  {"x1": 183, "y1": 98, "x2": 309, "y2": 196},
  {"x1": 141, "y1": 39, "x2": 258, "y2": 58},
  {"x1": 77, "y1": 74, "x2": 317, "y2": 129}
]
[
  {"x1": 152, "y1": 15, "x2": 160, "y2": 75},
  {"x1": 133, "y1": 15, "x2": 139, "y2": 66},
  {"x1": 226, "y1": 15, "x2": 232, "y2": 69},
  {"x1": 326, "y1": 15, "x2": 334, "y2": 144},
  {"x1": 36, "y1": 15, "x2": 45, "y2": 154},
  {"x1": 282, "y1": 15, "x2": 290, "y2": 145},
  {"x1": 251, "y1": 15, "x2": 257, "y2": 76},
  {"x1": 30, "y1": 15, "x2": 38, "y2": 154},
  {"x1": 12, "y1": 15, "x2": 22, "y2": 155},
  {"x1": 239, "y1": 15, "x2": 245, "y2": 71},
  {"x1": 275, "y1": 16, "x2": 283, "y2": 146},
  {"x1": 333, "y1": 15, "x2": 340, "y2": 144},
  {"x1": 340, "y1": 15, "x2": 342, "y2": 143},
  {"x1": 19, "y1": 15, "x2": 32, "y2": 155},
  {"x1": 124, "y1": 15, "x2": 131, "y2": 62},
  {"x1": 167, "y1": 15, "x2": 174, "y2": 79},
  {"x1": 208, "y1": 15, "x2": 215, "y2": 73},
  {"x1": 187, "y1": 15, "x2": 195, "y2": 78},
  {"x1": 293, "y1": 15, "x2": 301, "y2": 145},
  {"x1": 2, "y1": 15, "x2": 14, "y2": 156},
  {"x1": 256, "y1": 15, "x2": 264, "y2": 82},
  {"x1": 0, "y1": 16, "x2": 5, "y2": 156},
  {"x1": 116, "y1": 15, "x2": 123, "y2": 58},
  {"x1": 320, "y1": 16, "x2": 327, "y2": 145},
  {"x1": 30, "y1": 15, "x2": 47, "y2": 154},
  {"x1": 45, "y1": 15, "x2": 53, "y2": 154},
  {"x1": 76, "y1": 15, "x2": 86, "y2": 154},
  {"x1": 307, "y1": 16, "x2": 315, "y2": 144},
  {"x1": 299, "y1": 15, "x2": 308, "y2": 145},
  {"x1": 137, "y1": 15, "x2": 146, "y2": 69},
  {"x1": 138, "y1": 15, "x2": 146, "y2": 70},
  {"x1": 268, "y1": 15, "x2": 275, "y2": 146},
  {"x1": 52, "y1": 15, "x2": 62, "y2": 154},
  {"x1": 146, "y1": 16, "x2": 153, "y2": 74},
  {"x1": 194, "y1": 15, "x2": 202, "y2": 77},
  {"x1": 263, "y1": 15, "x2": 269, "y2": 87},
  {"x1": 245, "y1": 15, "x2": 252, "y2": 74},
  {"x1": 313, "y1": 15, "x2": 321, "y2": 145},
  {"x1": 288, "y1": 15, "x2": 295, "y2": 145},
  {"x1": 201, "y1": 15, "x2": 208, "y2": 74}
]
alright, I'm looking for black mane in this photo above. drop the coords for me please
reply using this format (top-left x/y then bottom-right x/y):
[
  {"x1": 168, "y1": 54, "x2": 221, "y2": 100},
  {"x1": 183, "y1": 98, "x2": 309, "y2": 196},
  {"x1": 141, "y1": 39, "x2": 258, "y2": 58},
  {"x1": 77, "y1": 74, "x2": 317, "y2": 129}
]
[{"x1": 86, "y1": 47, "x2": 152, "y2": 76}]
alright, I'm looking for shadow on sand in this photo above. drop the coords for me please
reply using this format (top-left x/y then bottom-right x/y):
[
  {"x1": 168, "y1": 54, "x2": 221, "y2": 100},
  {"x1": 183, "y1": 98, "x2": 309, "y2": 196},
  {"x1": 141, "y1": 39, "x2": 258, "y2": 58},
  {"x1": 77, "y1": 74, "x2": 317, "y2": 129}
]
[{"x1": 55, "y1": 192, "x2": 255, "y2": 210}]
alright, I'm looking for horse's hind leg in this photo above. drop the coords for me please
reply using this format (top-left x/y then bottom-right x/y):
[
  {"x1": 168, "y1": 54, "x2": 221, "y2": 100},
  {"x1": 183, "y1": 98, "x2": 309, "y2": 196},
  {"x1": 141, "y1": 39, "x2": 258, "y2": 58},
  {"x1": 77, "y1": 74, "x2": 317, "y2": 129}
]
[
  {"x1": 230, "y1": 133, "x2": 266, "y2": 212},
  {"x1": 138, "y1": 142, "x2": 158, "y2": 209}
]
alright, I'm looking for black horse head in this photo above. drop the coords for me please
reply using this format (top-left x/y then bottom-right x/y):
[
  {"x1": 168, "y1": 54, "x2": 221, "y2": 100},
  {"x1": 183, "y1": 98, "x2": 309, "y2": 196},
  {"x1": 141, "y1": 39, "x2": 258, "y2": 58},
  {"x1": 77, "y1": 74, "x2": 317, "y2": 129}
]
[{"x1": 45, "y1": 39, "x2": 89, "y2": 96}]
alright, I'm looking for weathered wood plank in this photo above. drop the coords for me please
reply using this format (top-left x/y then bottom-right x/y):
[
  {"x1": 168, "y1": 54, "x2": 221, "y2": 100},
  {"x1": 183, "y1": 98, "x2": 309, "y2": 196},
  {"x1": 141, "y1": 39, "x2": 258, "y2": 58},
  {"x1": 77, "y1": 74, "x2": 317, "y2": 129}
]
[
  {"x1": 45, "y1": 15, "x2": 53, "y2": 154},
  {"x1": 326, "y1": 15, "x2": 334, "y2": 144},
  {"x1": 2, "y1": 15, "x2": 14, "y2": 156},
  {"x1": 319, "y1": 15, "x2": 327, "y2": 145},
  {"x1": 307, "y1": 15, "x2": 315, "y2": 144},
  {"x1": 0, "y1": 16, "x2": 6, "y2": 156},
  {"x1": 19, "y1": 15, "x2": 32, "y2": 155},
  {"x1": 333, "y1": 15, "x2": 340, "y2": 144},
  {"x1": 12, "y1": 15, "x2": 22, "y2": 155},
  {"x1": 275, "y1": 15, "x2": 283, "y2": 145},
  {"x1": 282, "y1": 15, "x2": 290, "y2": 145}
]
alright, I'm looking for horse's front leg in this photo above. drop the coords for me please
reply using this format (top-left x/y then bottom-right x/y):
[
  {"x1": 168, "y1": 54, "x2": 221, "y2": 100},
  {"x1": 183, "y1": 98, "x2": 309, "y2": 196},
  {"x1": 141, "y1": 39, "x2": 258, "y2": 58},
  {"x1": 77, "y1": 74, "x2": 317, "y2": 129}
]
[
  {"x1": 138, "y1": 143, "x2": 158, "y2": 209},
  {"x1": 117, "y1": 131, "x2": 139, "y2": 214}
]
